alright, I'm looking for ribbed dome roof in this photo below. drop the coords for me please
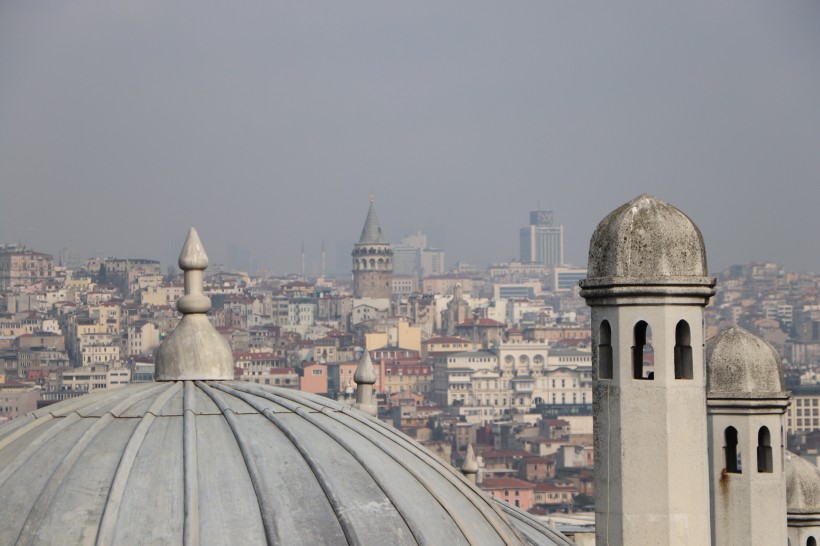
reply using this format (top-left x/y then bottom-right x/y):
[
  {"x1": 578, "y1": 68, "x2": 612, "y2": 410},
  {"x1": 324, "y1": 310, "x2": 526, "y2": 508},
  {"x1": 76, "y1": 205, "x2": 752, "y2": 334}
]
[
  {"x1": 0, "y1": 381, "x2": 570, "y2": 545},
  {"x1": 786, "y1": 451, "x2": 820, "y2": 513},
  {"x1": 0, "y1": 229, "x2": 573, "y2": 546},
  {"x1": 586, "y1": 194, "x2": 708, "y2": 280},
  {"x1": 706, "y1": 327, "x2": 786, "y2": 396}
]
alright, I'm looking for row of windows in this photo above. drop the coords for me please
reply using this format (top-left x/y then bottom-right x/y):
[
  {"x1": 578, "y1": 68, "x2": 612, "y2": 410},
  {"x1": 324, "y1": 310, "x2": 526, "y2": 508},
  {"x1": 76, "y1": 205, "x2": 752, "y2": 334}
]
[
  {"x1": 724, "y1": 426, "x2": 774, "y2": 474},
  {"x1": 598, "y1": 320, "x2": 692, "y2": 381}
]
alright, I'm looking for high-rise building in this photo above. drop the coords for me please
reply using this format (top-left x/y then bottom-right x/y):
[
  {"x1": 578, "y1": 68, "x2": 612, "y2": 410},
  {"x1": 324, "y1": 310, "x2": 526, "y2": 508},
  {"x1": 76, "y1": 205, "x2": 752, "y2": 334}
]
[
  {"x1": 352, "y1": 198, "x2": 393, "y2": 299},
  {"x1": 391, "y1": 231, "x2": 445, "y2": 280},
  {"x1": 520, "y1": 210, "x2": 564, "y2": 266}
]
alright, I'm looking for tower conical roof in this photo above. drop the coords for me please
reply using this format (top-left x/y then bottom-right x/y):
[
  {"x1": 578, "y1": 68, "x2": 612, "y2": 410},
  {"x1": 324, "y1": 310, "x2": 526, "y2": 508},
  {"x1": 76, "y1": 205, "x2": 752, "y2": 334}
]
[{"x1": 358, "y1": 200, "x2": 387, "y2": 245}]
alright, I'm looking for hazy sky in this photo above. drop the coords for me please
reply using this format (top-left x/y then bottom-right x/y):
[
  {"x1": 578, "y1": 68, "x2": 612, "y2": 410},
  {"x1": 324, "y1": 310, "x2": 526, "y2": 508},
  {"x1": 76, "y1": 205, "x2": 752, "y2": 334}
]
[{"x1": 2, "y1": 2, "x2": 820, "y2": 275}]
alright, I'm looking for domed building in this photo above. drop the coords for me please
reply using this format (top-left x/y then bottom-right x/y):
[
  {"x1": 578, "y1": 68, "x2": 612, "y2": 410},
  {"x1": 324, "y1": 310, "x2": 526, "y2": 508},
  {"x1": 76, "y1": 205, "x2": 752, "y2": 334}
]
[
  {"x1": 0, "y1": 228, "x2": 572, "y2": 546},
  {"x1": 786, "y1": 451, "x2": 820, "y2": 545}
]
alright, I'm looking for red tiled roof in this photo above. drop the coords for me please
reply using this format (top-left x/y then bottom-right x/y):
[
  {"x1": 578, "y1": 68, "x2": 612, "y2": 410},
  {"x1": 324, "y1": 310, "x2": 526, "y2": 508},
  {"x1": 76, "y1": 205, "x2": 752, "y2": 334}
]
[{"x1": 480, "y1": 478, "x2": 535, "y2": 490}]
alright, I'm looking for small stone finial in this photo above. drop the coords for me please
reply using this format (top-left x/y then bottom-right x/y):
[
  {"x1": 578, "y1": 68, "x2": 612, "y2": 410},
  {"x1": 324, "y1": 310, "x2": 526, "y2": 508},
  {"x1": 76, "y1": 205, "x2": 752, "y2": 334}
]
[
  {"x1": 155, "y1": 228, "x2": 234, "y2": 381},
  {"x1": 462, "y1": 444, "x2": 479, "y2": 484},
  {"x1": 353, "y1": 350, "x2": 377, "y2": 416}
]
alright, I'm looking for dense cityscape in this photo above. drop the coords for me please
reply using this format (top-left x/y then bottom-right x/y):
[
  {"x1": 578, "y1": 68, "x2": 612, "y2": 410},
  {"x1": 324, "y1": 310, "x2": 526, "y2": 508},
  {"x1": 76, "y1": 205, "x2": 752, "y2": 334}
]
[{"x1": 2, "y1": 199, "x2": 820, "y2": 540}]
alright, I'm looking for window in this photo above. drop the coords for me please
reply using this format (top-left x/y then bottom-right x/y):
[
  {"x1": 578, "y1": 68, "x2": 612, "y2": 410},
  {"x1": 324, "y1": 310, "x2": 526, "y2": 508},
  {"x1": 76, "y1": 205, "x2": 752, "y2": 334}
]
[
  {"x1": 725, "y1": 426, "x2": 741, "y2": 473},
  {"x1": 757, "y1": 427, "x2": 773, "y2": 473},
  {"x1": 633, "y1": 321, "x2": 654, "y2": 380},
  {"x1": 808, "y1": 538, "x2": 817, "y2": 546},
  {"x1": 674, "y1": 320, "x2": 693, "y2": 380},
  {"x1": 599, "y1": 320, "x2": 613, "y2": 379}
]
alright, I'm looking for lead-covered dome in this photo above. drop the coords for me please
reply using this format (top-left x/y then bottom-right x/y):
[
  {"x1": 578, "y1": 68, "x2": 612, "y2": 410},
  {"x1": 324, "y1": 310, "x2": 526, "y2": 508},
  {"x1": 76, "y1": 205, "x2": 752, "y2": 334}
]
[
  {"x1": 786, "y1": 451, "x2": 820, "y2": 514},
  {"x1": 0, "y1": 381, "x2": 568, "y2": 545},
  {"x1": 586, "y1": 194, "x2": 708, "y2": 280},
  {"x1": 0, "y1": 228, "x2": 572, "y2": 546},
  {"x1": 706, "y1": 327, "x2": 786, "y2": 396}
]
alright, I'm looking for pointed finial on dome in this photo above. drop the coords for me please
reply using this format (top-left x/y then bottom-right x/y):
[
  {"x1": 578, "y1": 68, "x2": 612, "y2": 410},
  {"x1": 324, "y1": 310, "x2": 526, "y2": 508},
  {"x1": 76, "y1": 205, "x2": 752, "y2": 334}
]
[
  {"x1": 179, "y1": 227, "x2": 209, "y2": 270},
  {"x1": 462, "y1": 444, "x2": 479, "y2": 484},
  {"x1": 155, "y1": 228, "x2": 234, "y2": 381},
  {"x1": 354, "y1": 350, "x2": 377, "y2": 416}
]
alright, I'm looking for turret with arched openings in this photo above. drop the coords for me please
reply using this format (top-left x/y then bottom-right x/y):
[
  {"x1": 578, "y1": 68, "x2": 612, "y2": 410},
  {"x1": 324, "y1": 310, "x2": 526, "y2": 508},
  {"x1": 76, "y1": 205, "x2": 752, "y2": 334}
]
[
  {"x1": 706, "y1": 327, "x2": 789, "y2": 545},
  {"x1": 352, "y1": 196, "x2": 393, "y2": 299},
  {"x1": 580, "y1": 194, "x2": 716, "y2": 545}
]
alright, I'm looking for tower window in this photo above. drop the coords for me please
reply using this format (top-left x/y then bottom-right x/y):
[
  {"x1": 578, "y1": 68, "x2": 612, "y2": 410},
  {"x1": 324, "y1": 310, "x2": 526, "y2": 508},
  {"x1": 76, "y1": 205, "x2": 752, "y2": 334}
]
[
  {"x1": 599, "y1": 320, "x2": 613, "y2": 380},
  {"x1": 808, "y1": 538, "x2": 817, "y2": 546},
  {"x1": 632, "y1": 321, "x2": 654, "y2": 380},
  {"x1": 674, "y1": 320, "x2": 693, "y2": 380},
  {"x1": 725, "y1": 426, "x2": 741, "y2": 473},
  {"x1": 757, "y1": 426, "x2": 773, "y2": 473}
]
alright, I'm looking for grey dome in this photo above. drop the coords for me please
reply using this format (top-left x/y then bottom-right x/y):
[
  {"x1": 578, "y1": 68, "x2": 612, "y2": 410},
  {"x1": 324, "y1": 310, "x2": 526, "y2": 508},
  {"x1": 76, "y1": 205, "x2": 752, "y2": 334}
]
[
  {"x1": 0, "y1": 381, "x2": 569, "y2": 546},
  {"x1": 706, "y1": 327, "x2": 786, "y2": 396},
  {"x1": 786, "y1": 451, "x2": 820, "y2": 513},
  {"x1": 586, "y1": 194, "x2": 708, "y2": 280}
]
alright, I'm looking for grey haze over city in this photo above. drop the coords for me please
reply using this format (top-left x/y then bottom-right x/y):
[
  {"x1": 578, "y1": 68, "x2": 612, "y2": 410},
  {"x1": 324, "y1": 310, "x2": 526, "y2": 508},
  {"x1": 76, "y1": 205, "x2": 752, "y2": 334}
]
[{"x1": 1, "y1": 1, "x2": 820, "y2": 275}]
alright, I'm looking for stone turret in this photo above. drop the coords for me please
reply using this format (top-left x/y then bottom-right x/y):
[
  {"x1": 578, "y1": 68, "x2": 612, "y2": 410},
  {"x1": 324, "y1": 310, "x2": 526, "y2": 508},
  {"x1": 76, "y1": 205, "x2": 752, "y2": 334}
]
[
  {"x1": 706, "y1": 327, "x2": 789, "y2": 545},
  {"x1": 352, "y1": 196, "x2": 393, "y2": 299},
  {"x1": 580, "y1": 194, "x2": 716, "y2": 546},
  {"x1": 786, "y1": 451, "x2": 820, "y2": 546}
]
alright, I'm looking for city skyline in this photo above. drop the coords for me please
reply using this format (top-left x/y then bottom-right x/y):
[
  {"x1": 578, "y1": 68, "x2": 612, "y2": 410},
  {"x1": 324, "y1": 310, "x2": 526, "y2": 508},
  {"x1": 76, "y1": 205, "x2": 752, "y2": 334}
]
[{"x1": 3, "y1": 3, "x2": 820, "y2": 274}]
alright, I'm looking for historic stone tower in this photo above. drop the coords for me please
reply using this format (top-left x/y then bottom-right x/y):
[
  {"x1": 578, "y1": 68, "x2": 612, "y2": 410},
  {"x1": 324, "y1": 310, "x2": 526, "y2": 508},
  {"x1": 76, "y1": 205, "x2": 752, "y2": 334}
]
[
  {"x1": 706, "y1": 327, "x2": 789, "y2": 546},
  {"x1": 579, "y1": 194, "x2": 716, "y2": 546},
  {"x1": 352, "y1": 197, "x2": 393, "y2": 299}
]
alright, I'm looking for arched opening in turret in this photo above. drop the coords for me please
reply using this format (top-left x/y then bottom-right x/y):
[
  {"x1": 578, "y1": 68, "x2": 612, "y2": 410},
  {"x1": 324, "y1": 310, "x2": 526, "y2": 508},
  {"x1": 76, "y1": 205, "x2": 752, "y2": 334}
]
[
  {"x1": 674, "y1": 320, "x2": 693, "y2": 380},
  {"x1": 632, "y1": 321, "x2": 654, "y2": 380},
  {"x1": 599, "y1": 320, "x2": 613, "y2": 380},
  {"x1": 808, "y1": 537, "x2": 817, "y2": 546},
  {"x1": 369, "y1": 258, "x2": 375, "y2": 268},
  {"x1": 757, "y1": 426, "x2": 773, "y2": 473},
  {"x1": 725, "y1": 426, "x2": 741, "y2": 473}
]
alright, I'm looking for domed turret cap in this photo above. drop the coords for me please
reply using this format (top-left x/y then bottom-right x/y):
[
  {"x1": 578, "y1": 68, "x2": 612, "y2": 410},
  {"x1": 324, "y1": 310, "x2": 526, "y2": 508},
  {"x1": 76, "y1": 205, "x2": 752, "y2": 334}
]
[
  {"x1": 586, "y1": 194, "x2": 709, "y2": 281},
  {"x1": 706, "y1": 327, "x2": 786, "y2": 396},
  {"x1": 786, "y1": 451, "x2": 820, "y2": 513}
]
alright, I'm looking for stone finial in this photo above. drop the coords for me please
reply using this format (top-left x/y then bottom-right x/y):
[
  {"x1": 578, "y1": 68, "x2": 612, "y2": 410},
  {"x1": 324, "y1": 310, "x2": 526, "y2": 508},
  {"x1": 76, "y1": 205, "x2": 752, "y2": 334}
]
[
  {"x1": 155, "y1": 228, "x2": 234, "y2": 381},
  {"x1": 462, "y1": 444, "x2": 479, "y2": 484},
  {"x1": 354, "y1": 350, "x2": 377, "y2": 416}
]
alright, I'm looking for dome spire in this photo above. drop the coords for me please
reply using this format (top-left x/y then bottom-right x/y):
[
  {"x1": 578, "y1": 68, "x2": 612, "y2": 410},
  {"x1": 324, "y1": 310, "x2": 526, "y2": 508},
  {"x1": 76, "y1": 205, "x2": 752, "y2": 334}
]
[
  {"x1": 461, "y1": 444, "x2": 479, "y2": 484},
  {"x1": 155, "y1": 227, "x2": 234, "y2": 380},
  {"x1": 353, "y1": 350, "x2": 377, "y2": 416}
]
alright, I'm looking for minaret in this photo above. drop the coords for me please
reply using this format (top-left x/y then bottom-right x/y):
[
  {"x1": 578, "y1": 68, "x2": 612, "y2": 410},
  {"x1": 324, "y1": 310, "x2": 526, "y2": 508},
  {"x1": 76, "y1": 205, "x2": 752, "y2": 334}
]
[
  {"x1": 301, "y1": 241, "x2": 306, "y2": 277},
  {"x1": 579, "y1": 195, "x2": 716, "y2": 545},
  {"x1": 706, "y1": 327, "x2": 789, "y2": 546},
  {"x1": 321, "y1": 240, "x2": 326, "y2": 277},
  {"x1": 352, "y1": 195, "x2": 393, "y2": 299}
]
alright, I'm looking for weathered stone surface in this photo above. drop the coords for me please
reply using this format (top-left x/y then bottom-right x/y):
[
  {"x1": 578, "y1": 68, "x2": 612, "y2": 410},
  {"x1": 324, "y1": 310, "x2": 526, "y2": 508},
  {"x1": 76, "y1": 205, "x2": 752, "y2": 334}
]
[
  {"x1": 586, "y1": 194, "x2": 708, "y2": 280},
  {"x1": 706, "y1": 327, "x2": 786, "y2": 396},
  {"x1": 786, "y1": 451, "x2": 820, "y2": 512}
]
